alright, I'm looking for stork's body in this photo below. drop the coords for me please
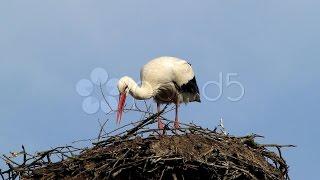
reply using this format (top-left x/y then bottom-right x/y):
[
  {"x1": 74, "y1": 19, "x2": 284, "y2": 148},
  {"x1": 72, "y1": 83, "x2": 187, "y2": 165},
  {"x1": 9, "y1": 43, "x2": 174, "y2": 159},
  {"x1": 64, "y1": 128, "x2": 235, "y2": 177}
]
[{"x1": 117, "y1": 56, "x2": 200, "y2": 129}]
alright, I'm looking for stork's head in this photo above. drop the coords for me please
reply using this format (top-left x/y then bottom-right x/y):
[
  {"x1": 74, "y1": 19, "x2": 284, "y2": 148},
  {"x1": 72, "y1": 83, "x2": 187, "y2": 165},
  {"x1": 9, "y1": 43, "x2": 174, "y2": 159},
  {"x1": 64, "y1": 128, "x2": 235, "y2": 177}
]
[{"x1": 116, "y1": 76, "x2": 130, "y2": 123}]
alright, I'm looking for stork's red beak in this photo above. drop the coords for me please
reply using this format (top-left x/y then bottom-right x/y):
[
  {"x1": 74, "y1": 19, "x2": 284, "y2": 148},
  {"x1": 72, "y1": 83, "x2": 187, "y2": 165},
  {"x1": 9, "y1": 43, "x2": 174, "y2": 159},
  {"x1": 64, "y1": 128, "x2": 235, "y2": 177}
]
[{"x1": 116, "y1": 92, "x2": 127, "y2": 124}]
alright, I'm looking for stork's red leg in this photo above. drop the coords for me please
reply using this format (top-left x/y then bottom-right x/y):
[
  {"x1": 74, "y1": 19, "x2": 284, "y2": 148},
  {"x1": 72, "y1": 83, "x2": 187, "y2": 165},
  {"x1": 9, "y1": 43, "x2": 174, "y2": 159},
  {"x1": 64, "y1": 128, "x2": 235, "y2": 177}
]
[
  {"x1": 157, "y1": 103, "x2": 164, "y2": 130},
  {"x1": 174, "y1": 102, "x2": 180, "y2": 129}
]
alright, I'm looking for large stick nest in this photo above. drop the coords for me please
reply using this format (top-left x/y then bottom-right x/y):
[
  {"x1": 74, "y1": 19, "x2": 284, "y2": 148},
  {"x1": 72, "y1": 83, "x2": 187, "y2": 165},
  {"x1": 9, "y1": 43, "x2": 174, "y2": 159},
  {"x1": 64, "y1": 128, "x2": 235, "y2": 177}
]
[{"x1": 1, "y1": 106, "x2": 294, "y2": 180}]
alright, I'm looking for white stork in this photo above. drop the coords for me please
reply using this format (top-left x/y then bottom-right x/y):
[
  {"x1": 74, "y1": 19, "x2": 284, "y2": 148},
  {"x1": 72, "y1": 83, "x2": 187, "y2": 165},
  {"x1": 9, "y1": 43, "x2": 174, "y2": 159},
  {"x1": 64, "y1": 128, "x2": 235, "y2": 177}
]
[{"x1": 117, "y1": 56, "x2": 201, "y2": 129}]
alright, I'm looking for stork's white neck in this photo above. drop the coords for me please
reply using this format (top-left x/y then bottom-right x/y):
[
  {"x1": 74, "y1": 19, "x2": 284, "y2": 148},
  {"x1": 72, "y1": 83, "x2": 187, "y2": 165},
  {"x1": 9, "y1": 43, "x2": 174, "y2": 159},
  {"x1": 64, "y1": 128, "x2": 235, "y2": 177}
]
[{"x1": 121, "y1": 76, "x2": 154, "y2": 100}]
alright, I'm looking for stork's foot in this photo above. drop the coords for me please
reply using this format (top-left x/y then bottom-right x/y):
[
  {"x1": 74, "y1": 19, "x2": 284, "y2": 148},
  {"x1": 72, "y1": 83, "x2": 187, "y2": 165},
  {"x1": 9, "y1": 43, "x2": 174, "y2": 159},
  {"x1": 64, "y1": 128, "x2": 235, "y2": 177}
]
[
  {"x1": 174, "y1": 120, "x2": 180, "y2": 129},
  {"x1": 157, "y1": 118, "x2": 165, "y2": 130}
]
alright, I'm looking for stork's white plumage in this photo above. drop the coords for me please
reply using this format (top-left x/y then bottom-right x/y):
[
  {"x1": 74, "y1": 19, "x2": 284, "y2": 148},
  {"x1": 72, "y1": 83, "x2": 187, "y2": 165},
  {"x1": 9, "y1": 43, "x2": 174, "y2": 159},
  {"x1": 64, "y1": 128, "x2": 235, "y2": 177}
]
[{"x1": 117, "y1": 56, "x2": 200, "y2": 130}]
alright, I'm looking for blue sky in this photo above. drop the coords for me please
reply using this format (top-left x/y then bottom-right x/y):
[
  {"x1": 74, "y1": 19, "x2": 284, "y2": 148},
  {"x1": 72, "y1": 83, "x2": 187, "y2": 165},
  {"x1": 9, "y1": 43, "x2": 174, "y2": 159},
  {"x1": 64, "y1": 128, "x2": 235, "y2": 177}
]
[{"x1": 0, "y1": 1, "x2": 319, "y2": 179}]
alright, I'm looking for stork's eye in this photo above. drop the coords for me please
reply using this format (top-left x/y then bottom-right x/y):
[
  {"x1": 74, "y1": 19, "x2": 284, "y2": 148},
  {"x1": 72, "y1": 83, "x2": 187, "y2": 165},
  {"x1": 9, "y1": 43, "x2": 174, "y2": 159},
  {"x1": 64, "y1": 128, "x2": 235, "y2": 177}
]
[{"x1": 125, "y1": 87, "x2": 129, "y2": 92}]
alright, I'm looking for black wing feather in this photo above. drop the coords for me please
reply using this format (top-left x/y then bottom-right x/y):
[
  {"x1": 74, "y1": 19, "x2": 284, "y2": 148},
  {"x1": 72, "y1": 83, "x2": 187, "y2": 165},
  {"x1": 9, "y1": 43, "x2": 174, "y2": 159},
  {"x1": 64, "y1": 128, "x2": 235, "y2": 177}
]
[{"x1": 180, "y1": 76, "x2": 200, "y2": 94}]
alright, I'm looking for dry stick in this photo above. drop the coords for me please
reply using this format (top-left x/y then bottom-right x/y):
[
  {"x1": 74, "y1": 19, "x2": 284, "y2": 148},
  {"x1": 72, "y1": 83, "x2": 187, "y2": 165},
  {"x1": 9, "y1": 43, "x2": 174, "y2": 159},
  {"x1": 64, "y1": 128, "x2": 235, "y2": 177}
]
[
  {"x1": 123, "y1": 108, "x2": 153, "y2": 115},
  {"x1": 238, "y1": 134, "x2": 265, "y2": 139},
  {"x1": 0, "y1": 169, "x2": 4, "y2": 180},
  {"x1": 230, "y1": 165, "x2": 259, "y2": 180},
  {"x1": 275, "y1": 146, "x2": 286, "y2": 180},
  {"x1": 46, "y1": 154, "x2": 51, "y2": 164},
  {"x1": 121, "y1": 105, "x2": 167, "y2": 140},
  {"x1": 97, "y1": 119, "x2": 109, "y2": 141},
  {"x1": 264, "y1": 145, "x2": 292, "y2": 180},
  {"x1": 133, "y1": 99, "x2": 140, "y2": 111},
  {"x1": 24, "y1": 147, "x2": 80, "y2": 170},
  {"x1": 107, "y1": 149, "x2": 131, "y2": 179},
  {"x1": 263, "y1": 143, "x2": 295, "y2": 178},
  {"x1": 76, "y1": 107, "x2": 158, "y2": 144},
  {"x1": 159, "y1": 167, "x2": 166, "y2": 180},
  {"x1": 99, "y1": 83, "x2": 113, "y2": 111},
  {"x1": 104, "y1": 122, "x2": 138, "y2": 137},
  {"x1": 262, "y1": 144, "x2": 296, "y2": 148},
  {"x1": 22, "y1": 145, "x2": 26, "y2": 166},
  {"x1": 73, "y1": 118, "x2": 133, "y2": 143},
  {"x1": 143, "y1": 100, "x2": 149, "y2": 112},
  {"x1": 225, "y1": 154, "x2": 275, "y2": 178},
  {"x1": 2, "y1": 155, "x2": 19, "y2": 167}
]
